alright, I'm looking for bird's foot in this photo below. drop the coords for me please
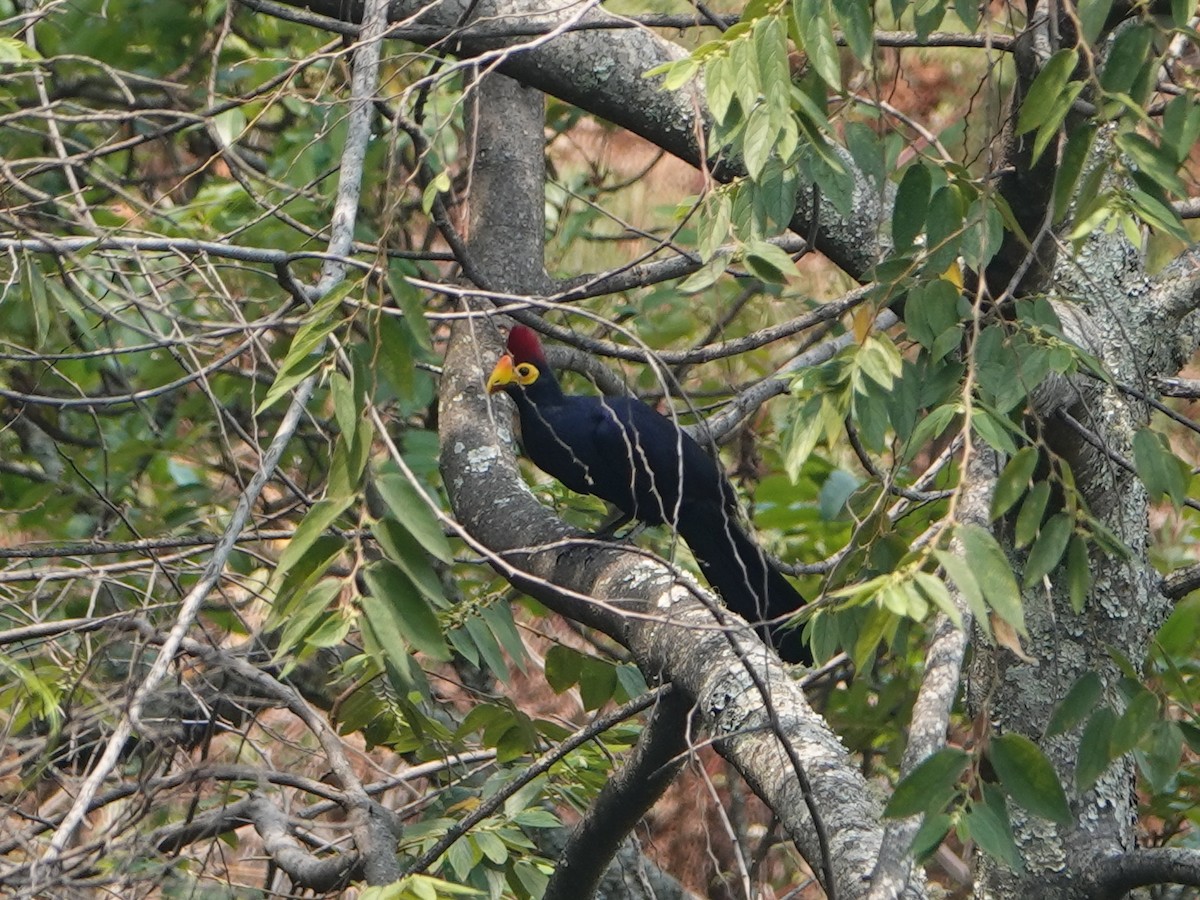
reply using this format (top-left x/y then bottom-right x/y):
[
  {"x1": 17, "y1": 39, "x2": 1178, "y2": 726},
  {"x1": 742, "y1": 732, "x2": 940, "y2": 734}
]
[{"x1": 592, "y1": 512, "x2": 642, "y2": 542}]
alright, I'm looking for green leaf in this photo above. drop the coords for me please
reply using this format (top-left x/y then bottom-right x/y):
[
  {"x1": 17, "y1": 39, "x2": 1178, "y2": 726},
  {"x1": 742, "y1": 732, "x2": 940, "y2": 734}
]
[
  {"x1": 1023, "y1": 512, "x2": 1073, "y2": 587},
  {"x1": 1053, "y1": 125, "x2": 1097, "y2": 224},
  {"x1": 274, "y1": 578, "x2": 344, "y2": 665},
  {"x1": 793, "y1": 0, "x2": 842, "y2": 88},
  {"x1": 360, "y1": 594, "x2": 418, "y2": 689},
  {"x1": 973, "y1": 409, "x2": 1020, "y2": 456},
  {"x1": 705, "y1": 53, "x2": 736, "y2": 125},
  {"x1": 1077, "y1": 0, "x2": 1114, "y2": 44},
  {"x1": 955, "y1": 0, "x2": 980, "y2": 30},
  {"x1": 421, "y1": 170, "x2": 452, "y2": 214},
  {"x1": 902, "y1": 402, "x2": 960, "y2": 464},
  {"x1": 1014, "y1": 481, "x2": 1051, "y2": 549},
  {"x1": 744, "y1": 239, "x2": 801, "y2": 282},
  {"x1": 1136, "y1": 721, "x2": 1184, "y2": 792},
  {"x1": 958, "y1": 524, "x2": 1024, "y2": 635},
  {"x1": 1017, "y1": 49, "x2": 1078, "y2": 135},
  {"x1": 832, "y1": 0, "x2": 873, "y2": 64},
  {"x1": 481, "y1": 603, "x2": 528, "y2": 672},
  {"x1": 1066, "y1": 535, "x2": 1091, "y2": 612},
  {"x1": 892, "y1": 163, "x2": 932, "y2": 251},
  {"x1": 883, "y1": 748, "x2": 969, "y2": 818},
  {"x1": 989, "y1": 733, "x2": 1072, "y2": 825},
  {"x1": 1100, "y1": 24, "x2": 1152, "y2": 95},
  {"x1": 363, "y1": 561, "x2": 450, "y2": 661},
  {"x1": 1031, "y1": 82, "x2": 1085, "y2": 166},
  {"x1": 935, "y1": 549, "x2": 989, "y2": 635},
  {"x1": 273, "y1": 495, "x2": 354, "y2": 590},
  {"x1": 924, "y1": 185, "x2": 965, "y2": 274},
  {"x1": 992, "y1": 447, "x2": 1039, "y2": 520},
  {"x1": 579, "y1": 657, "x2": 618, "y2": 710},
  {"x1": 1046, "y1": 671, "x2": 1104, "y2": 737},
  {"x1": 905, "y1": 278, "x2": 961, "y2": 350},
  {"x1": 371, "y1": 518, "x2": 447, "y2": 608},
  {"x1": 965, "y1": 789, "x2": 1023, "y2": 871},
  {"x1": 465, "y1": 613, "x2": 509, "y2": 680},
  {"x1": 742, "y1": 102, "x2": 775, "y2": 181},
  {"x1": 1132, "y1": 428, "x2": 1191, "y2": 508},
  {"x1": 374, "y1": 473, "x2": 453, "y2": 562},
  {"x1": 1116, "y1": 131, "x2": 1187, "y2": 196},
  {"x1": 913, "y1": 571, "x2": 962, "y2": 628},
  {"x1": 544, "y1": 644, "x2": 582, "y2": 693},
  {"x1": 1076, "y1": 705, "x2": 1117, "y2": 791},
  {"x1": 257, "y1": 282, "x2": 355, "y2": 414},
  {"x1": 909, "y1": 812, "x2": 953, "y2": 861},
  {"x1": 1110, "y1": 686, "x2": 1158, "y2": 757}
]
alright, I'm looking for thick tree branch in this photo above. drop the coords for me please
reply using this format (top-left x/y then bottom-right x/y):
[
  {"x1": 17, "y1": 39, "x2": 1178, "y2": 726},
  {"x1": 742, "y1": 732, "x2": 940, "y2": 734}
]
[
  {"x1": 548, "y1": 691, "x2": 689, "y2": 900},
  {"x1": 1085, "y1": 847, "x2": 1200, "y2": 899},
  {"x1": 268, "y1": 0, "x2": 889, "y2": 279},
  {"x1": 867, "y1": 447, "x2": 996, "y2": 900}
]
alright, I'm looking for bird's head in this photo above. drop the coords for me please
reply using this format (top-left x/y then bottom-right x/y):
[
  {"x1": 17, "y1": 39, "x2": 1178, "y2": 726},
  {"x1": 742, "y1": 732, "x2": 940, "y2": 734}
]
[{"x1": 487, "y1": 325, "x2": 548, "y2": 394}]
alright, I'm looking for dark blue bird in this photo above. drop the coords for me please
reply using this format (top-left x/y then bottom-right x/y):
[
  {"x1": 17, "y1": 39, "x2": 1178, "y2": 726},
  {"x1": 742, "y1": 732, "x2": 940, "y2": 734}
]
[{"x1": 487, "y1": 325, "x2": 808, "y2": 662}]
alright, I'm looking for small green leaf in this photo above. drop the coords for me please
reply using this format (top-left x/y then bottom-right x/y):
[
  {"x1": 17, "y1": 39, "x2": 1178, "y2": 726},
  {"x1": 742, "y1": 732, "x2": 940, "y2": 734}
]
[
  {"x1": 1076, "y1": 706, "x2": 1117, "y2": 791},
  {"x1": 465, "y1": 613, "x2": 509, "y2": 680},
  {"x1": 832, "y1": 0, "x2": 873, "y2": 63},
  {"x1": 1017, "y1": 49, "x2": 1078, "y2": 135},
  {"x1": 935, "y1": 550, "x2": 989, "y2": 636},
  {"x1": 909, "y1": 812, "x2": 953, "y2": 861},
  {"x1": 545, "y1": 644, "x2": 582, "y2": 693},
  {"x1": 273, "y1": 496, "x2": 354, "y2": 590},
  {"x1": 579, "y1": 657, "x2": 618, "y2": 710},
  {"x1": 1100, "y1": 24, "x2": 1153, "y2": 95},
  {"x1": 1053, "y1": 125, "x2": 1096, "y2": 224},
  {"x1": 973, "y1": 409, "x2": 1019, "y2": 456},
  {"x1": 883, "y1": 748, "x2": 969, "y2": 818},
  {"x1": 793, "y1": 0, "x2": 842, "y2": 88},
  {"x1": 1023, "y1": 512, "x2": 1073, "y2": 587},
  {"x1": 924, "y1": 185, "x2": 965, "y2": 274},
  {"x1": 1077, "y1": 0, "x2": 1114, "y2": 44},
  {"x1": 958, "y1": 524, "x2": 1025, "y2": 635},
  {"x1": 1116, "y1": 131, "x2": 1187, "y2": 196},
  {"x1": 992, "y1": 447, "x2": 1039, "y2": 520},
  {"x1": 1066, "y1": 535, "x2": 1091, "y2": 612},
  {"x1": 1046, "y1": 671, "x2": 1104, "y2": 737},
  {"x1": 744, "y1": 239, "x2": 801, "y2": 282},
  {"x1": 374, "y1": 473, "x2": 453, "y2": 562},
  {"x1": 1110, "y1": 687, "x2": 1158, "y2": 757},
  {"x1": 892, "y1": 163, "x2": 932, "y2": 251},
  {"x1": 989, "y1": 733, "x2": 1072, "y2": 825},
  {"x1": 965, "y1": 788, "x2": 1023, "y2": 872},
  {"x1": 1014, "y1": 481, "x2": 1051, "y2": 549},
  {"x1": 1136, "y1": 721, "x2": 1184, "y2": 792},
  {"x1": 363, "y1": 561, "x2": 450, "y2": 661},
  {"x1": 1133, "y1": 428, "x2": 1191, "y2": 508},
  {"x1": 421, "y1": 170, "x2": 452, "y2": 214}
]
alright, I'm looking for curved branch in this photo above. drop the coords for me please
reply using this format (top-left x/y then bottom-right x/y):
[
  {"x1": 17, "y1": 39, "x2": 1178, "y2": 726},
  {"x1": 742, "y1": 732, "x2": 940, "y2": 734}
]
[
  {"x1": 1086, "y1": 847, "x2": 1200, "y2": 900},
  {"x1": 272, "y1": 0, "x2": 889, "y2": 279},
  {"x1": 544, "y1": 689, "x2": 690, "y2": 900}
]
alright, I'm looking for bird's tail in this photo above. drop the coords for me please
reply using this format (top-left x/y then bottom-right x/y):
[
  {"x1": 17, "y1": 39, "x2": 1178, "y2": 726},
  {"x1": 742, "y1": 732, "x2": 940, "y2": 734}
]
[{"x1": 676, "y1": 503, "x2": 809, "y2": 663}]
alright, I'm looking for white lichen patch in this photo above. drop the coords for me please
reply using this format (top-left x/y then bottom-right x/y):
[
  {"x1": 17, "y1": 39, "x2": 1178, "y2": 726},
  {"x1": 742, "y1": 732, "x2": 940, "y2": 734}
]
[
  {"x1": 466, "y1": 446, "x2": 500, "y2": 470},
  {"x1": 660, "y1": 583, "x2": 693, "y2": 608}
]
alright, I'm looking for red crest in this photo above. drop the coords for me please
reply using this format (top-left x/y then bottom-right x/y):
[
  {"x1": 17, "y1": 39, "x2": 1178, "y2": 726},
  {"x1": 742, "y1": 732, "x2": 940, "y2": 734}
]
[{"x1": 506, "y1": 325, "x2": 547, "y2": 364}]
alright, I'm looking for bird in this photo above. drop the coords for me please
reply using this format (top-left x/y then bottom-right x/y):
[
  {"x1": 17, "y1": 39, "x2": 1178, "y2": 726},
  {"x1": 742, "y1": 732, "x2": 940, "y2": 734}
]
[{"x1": 486, "y1": 324, "x2": 809, "y2": 663}]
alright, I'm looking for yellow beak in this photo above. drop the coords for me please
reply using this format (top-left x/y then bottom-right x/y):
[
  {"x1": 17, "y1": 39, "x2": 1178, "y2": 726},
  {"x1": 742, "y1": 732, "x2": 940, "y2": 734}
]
[{"x1": 486, "y1": 353, "x2": 517, "y2": 393}]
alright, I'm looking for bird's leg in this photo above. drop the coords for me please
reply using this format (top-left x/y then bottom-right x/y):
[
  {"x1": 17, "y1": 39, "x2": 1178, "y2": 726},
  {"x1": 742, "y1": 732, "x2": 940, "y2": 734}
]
[{"x1": 591, "y1": 510, "x2": 642, "y2": 542}]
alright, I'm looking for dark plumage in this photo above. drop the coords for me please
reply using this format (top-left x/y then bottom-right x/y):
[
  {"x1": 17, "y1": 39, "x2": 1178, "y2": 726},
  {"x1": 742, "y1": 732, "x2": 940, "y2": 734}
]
[{"x1": 487, "y1": 325, "x2": 808, "y2": 662}]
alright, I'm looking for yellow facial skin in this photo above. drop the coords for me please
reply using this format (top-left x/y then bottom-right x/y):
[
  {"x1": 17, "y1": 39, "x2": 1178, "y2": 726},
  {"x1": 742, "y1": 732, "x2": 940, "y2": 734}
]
[{"x1": 486, "y1": 354, "x2": 539, "y2": 393}]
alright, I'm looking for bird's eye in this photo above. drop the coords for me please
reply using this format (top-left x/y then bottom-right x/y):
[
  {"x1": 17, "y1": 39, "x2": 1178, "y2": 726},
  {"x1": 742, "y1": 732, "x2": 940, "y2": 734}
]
[{"x1": 516, "y1": 364, "x2": 535, "y2": 380}]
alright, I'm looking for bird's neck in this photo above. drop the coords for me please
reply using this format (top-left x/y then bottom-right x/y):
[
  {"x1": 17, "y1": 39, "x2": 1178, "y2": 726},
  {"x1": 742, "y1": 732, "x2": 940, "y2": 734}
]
[{"x1": 517, "y1": 368, "x2": 565, "y2": 406}]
